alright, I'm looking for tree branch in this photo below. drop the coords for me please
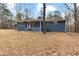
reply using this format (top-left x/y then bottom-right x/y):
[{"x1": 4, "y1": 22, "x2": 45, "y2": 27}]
[{"x1": 64, "y1": 3, "x2": 74, "y2": 13}]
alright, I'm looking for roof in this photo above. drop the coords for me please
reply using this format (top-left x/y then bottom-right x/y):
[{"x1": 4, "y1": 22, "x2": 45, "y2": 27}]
[{"x1": 15, "y1": 19, "x2": 67, "y2": 22}]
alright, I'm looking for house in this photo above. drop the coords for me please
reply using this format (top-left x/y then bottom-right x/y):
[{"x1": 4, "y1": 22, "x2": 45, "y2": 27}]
[{"x1": 15, "y1": 19, "x2": 68, "y2": 32}]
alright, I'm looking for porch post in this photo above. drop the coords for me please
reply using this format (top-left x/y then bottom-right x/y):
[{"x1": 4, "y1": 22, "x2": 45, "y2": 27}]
[{"x1": 27, "y1": 22, "x2": 28, "y2": 30}]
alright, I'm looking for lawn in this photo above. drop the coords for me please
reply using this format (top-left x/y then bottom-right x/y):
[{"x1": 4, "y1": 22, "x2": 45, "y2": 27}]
[{"x1": 0, "y1": 29, "x2": 79, "y2": 56}]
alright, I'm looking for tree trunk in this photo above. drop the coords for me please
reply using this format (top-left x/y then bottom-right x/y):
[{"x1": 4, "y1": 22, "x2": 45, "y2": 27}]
[
  {"x1": 43, "y1": 3, "x2": 46, "y2": 34},
  {"x1": 74, "y1": 3, "x2": 78, "y2": 32}
]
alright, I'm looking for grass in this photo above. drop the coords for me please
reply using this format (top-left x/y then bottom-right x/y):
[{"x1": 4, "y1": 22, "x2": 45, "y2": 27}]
[{"x1": 0, "y1": 29, "x2": 79, "y2": 56}]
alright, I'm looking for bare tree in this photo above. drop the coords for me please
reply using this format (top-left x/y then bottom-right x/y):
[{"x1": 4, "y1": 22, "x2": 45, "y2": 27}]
[
  {"x1": 47, "y1": 13, "x2": 54, "y2": 21},
  {"x1": 16, "y1": 11, "x2": 22, "y2": 20},
  {"x1": 77, "y1": 6, "x2": 79, "y2": 32},
  {"x1": 23, "y1": 9, "x2": 32, "y2": 20},
  {"x1": 47, "y1": 10, "x2": 63, "y2": 22},
  {"x1": 74, "y1": 3, "x2": 78, "y2": 32},
  {"x1": 0, "y1": 3, "x2": 13, "y2": 29},
  {"x1": 53, "y1": 10, "x2": 63, "y2": 21},
  {"x1": 64, "y1": 3, "x2": 78, "y2": 32}
]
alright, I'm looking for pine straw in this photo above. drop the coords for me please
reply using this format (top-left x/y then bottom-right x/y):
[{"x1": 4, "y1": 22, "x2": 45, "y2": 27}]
[{"x1": 0, "y1": 29, "x2": 79, "y2": 56}]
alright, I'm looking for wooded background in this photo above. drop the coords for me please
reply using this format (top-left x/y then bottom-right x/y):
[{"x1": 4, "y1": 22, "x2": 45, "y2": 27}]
[{"x1": 0, "y1": 3, "x2": 79, "y2": 32}]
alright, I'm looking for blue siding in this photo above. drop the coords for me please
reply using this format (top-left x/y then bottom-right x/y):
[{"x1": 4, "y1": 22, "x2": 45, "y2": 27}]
[
  {"x1": 16, "y1": 21, "x2": 65, "y2": 32},
  {"x1": 17, "y1": 24, "x2": 28, "y2": 31},
  {"x1": 17, "y1": 24, "x2": 40, "y2": 31},
  {"x1": 46, "y1": 22, "x2": 65, "y2": 32}
]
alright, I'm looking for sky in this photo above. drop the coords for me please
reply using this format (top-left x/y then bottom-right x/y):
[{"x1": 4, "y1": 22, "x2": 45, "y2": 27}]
[
  {"x1": 6, "y1": 3, "x2": 67, "y2": 18},
  {"x1": 6, "y1": 3, "x2": 79, "y2": 19}
]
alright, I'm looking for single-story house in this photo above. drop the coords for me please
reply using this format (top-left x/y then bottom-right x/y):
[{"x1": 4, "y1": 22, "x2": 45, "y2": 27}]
[{"x1": 15, "y1": 19, "x2": 68, "y2": 32}]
